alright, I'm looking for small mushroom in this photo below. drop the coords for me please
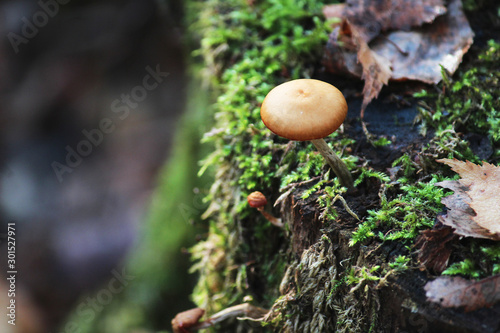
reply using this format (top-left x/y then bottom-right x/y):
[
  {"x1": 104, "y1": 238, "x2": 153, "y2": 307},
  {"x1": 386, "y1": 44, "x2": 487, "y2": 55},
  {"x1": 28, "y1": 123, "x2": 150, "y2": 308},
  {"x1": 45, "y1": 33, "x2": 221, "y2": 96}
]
[
  {"x1": 260, "y1": 79, "x2": 354, "y2": 190},
  {"x1": 171, "y1": 302, "x2": 269, "y2": 331},
  {"x1": 171, "y1": 307, "x2": 205, "y2": 333},
  {"x1": 247, "y1": 191, "x2": 283, "y2": 227}
]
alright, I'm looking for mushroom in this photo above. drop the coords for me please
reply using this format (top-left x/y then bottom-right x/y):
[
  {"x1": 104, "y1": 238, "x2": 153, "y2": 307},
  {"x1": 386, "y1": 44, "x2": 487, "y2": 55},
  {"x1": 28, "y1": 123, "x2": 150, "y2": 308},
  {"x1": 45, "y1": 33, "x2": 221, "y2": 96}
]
[
  {"x1": 247, "y1": 191, "x2": 283, "y2": 227},
  {"x1": 173, "y1": 304, "x2": 269, "y2": 332},
  {"x1": 260, "y1": 79, "x2": 354, "y2": 190},
  {"x1": 171, "y1": 307, "x2": 205, "y2": 333}
]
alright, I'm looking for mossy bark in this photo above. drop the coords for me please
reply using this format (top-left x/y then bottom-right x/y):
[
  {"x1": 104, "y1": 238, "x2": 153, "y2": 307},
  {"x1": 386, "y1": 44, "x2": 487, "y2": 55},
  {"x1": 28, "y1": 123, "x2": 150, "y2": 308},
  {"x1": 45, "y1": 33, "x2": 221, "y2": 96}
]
[
  {"x1": 187, "y1": 0, "x2": 500, "y2": 332},
  {"x1": 263, "y1": 190, "x2": 500, "y2": 333}
]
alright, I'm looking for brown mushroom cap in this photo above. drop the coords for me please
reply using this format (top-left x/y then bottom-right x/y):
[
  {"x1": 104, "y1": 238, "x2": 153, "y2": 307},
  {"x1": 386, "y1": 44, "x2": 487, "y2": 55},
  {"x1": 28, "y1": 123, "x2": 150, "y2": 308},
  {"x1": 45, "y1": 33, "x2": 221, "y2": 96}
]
[
  {"x1": 260, "y1": 79, "x2": 348, "y2": 141},
  {"x1": 247, "y1": 191, "x2": 267, "y2": 208}
]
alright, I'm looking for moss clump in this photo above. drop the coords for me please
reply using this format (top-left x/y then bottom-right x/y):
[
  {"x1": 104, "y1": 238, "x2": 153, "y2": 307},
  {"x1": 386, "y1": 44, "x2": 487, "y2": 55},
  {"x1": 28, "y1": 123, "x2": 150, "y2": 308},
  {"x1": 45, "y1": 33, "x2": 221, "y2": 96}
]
[
  {"x1": 350, "y1": 172, "x2": 447, "y2": 245},
  {"x1": 417, "y1": 40, "x2": 500, "y2": 146}
]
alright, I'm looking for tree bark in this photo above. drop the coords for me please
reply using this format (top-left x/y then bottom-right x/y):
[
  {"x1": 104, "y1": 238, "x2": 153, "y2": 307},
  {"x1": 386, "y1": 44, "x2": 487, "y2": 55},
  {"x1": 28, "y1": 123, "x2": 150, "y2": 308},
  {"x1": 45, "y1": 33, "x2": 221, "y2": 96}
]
[{"x1": 272, "y1": 190, "x2": 500, "y2": 333}]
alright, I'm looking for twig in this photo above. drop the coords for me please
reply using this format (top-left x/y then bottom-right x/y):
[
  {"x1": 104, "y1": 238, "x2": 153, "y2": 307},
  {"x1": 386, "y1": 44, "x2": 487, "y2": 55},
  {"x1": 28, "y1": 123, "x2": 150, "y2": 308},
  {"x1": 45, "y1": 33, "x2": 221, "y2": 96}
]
[{"x1": 191, "y1": 303, "x2": 269, "y2": 331}]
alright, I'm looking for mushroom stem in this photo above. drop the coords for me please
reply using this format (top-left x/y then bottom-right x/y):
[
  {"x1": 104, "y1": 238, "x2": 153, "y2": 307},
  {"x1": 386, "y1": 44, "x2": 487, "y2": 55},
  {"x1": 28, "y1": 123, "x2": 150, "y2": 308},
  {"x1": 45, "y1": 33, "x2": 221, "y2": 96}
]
[
  {"x1": 311, "y1": 138, "x2": 354, "y2": 190},
  {"x1": 257, "y1": 207, "x2": 284, "y2": 228}
]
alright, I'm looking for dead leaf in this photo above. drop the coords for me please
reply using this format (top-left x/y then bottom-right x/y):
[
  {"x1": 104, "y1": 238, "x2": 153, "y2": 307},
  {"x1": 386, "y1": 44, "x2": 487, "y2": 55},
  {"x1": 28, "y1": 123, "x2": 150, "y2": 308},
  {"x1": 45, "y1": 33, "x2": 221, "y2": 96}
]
[
  {"x1": 322, "y1": 3, "x2": 345, "y2": 21},
  {"x1": 370, "y1": 0, "x2": 474, "y2": 83},
  {"x1": 322, "y1": 0, "x2": 474, "y2": 115},
  {"x1": 441, "y1": 159, "x2": 500, "y2": 234},
  {"x1": 415, "y1": 225, "x2": 458, "y2": 274},
  {"x1": 436, "y1": 159, "x2": 500, "y2": 240},
  {"x1": 323, "y1": 24, "x2": 360, "y2": 78},
  {"x1": 353, "y1": 24, "x2": 392, "y2": 118},
  {"x1": 436, "y1": 180, "x2": 498, "y2": 240},
  {"x1": 324, "y1": 20, "x2": 392, "y2": 117},
  {"x1": 425, "y1": 275, "x2": 500, "y2": 311},
  {"x1": 342, "y1": 0, "x2": 446, "y2": 43}
]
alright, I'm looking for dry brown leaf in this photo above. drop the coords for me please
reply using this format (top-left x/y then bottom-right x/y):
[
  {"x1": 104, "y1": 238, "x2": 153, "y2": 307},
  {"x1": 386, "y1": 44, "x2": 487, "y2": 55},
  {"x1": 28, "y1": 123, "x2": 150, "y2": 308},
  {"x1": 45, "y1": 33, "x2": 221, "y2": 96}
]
[
  {"x1": 441, "y1": 160, "x2": 500, "y2": 234},
  {"x1": 323, "y1": 23, "x2": 361, "y2": 78},
  {"x1": 322, "y1": 0, "x2": 474, "y2": 114},
  {"x1": 436, "y1": 159, "x2": 500, "y2": 240},
  {"x1": 370, "y1": 0, "x2": 474, "y2": 83},
  {"x1": 425, "y1": 275, "x2": 500, "y2": 311},
  {"x1": 436, "y1": 179, "x2": 499, "y2": 240},
  {"x1": 322, "y1": 3, "x2": 345, "y2": 20},
  {"x1": 351, "y1": 21, "x2": 392, "y2": 118},
  {"x1": 323, "y1": 20, "x2": 392, "y2": 117},
  {"x1": 342, "y1": 0, "x2": 446, "y2": 43}
]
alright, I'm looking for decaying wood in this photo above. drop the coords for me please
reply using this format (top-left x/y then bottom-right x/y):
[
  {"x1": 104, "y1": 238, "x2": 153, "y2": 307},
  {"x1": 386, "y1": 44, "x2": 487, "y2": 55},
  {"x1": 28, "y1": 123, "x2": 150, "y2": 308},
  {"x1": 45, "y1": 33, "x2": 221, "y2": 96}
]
[{"x1": 274, "y1": 190, "x2": 500, "y2": 333}]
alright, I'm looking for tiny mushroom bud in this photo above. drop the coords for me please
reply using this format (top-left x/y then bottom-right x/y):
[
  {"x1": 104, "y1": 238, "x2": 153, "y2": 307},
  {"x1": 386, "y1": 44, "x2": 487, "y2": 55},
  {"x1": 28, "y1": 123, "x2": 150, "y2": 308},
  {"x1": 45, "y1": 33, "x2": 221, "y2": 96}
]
[
  {"x1": 247, "y1": 191, "x2": 267, "y2": 208},
  {"x1": 171, "y1": 307, "x2": 205, "y2": 333},
  {"x1": 261, "y1": 79, "x2": 354, "y2": 190},
  {"x1": 247, "y1": 191, "x2": 283, "y2": 228}
]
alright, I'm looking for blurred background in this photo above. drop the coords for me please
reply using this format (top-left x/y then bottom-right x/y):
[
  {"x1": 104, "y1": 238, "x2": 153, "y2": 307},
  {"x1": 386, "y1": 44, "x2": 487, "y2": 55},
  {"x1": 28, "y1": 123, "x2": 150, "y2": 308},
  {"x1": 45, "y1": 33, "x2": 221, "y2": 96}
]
[{"x1": 0, "y1": 0, "x2": 208, "y2": 332}]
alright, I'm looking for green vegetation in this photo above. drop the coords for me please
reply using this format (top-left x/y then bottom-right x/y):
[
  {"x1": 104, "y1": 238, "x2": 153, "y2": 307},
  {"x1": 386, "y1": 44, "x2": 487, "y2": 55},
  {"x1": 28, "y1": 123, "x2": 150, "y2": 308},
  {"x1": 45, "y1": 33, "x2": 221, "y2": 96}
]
[
  {"x1": 187, "y1": 0, "x2": 345, "y2": 319},
  {"x1": 417, "y1": 40, "x2": 500, "y2": 149},
  {"x1": 442, "y1": 241, "x2": 500, "y2": 278},
  {"x1": 350, "y1": 173, "x2": 446, "y2": 245},
  {"x1": 389, "y1": 255, "x2": 411, "y2": 273},
  {"x1": 345, "y1": 36, "x2": 500, "y2": 251},
  {"x1": 408, "y1": 40, "x2": 500, "y2": 279}
]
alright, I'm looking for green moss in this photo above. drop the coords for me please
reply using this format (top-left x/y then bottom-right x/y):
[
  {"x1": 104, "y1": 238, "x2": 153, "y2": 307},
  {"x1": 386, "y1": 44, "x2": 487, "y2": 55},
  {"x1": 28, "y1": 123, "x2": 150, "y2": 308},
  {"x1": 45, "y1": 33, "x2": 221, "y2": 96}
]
[
  {"x1": 389, "y1": 255, "x2": 411, "y2": 273},
  {"x1": 350, "y1": 173, "x2": 446, "y2": 245},
  {"x1": 437, "y1": 241, "x2": 500, "y2": 279},
  {"x1": 417, "y1": 40, "x2": 500, "y2": 150},
  {"x1": 371, "y1": 137, "x2": 392, "y2": 147},
  {"x1": 188, "y1": 0, "x2": 343, "y2": 320},
  {"x1": 442, "y1": 259, "x2": 482, "y2": 279}
]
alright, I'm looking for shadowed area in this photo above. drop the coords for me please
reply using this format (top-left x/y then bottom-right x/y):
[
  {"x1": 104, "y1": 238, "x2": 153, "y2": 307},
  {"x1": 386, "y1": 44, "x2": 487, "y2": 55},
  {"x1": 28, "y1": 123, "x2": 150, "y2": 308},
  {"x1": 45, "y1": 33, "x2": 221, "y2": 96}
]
[{"x1": 0, "y1": 0, "x2": 189, "y2": 331}]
